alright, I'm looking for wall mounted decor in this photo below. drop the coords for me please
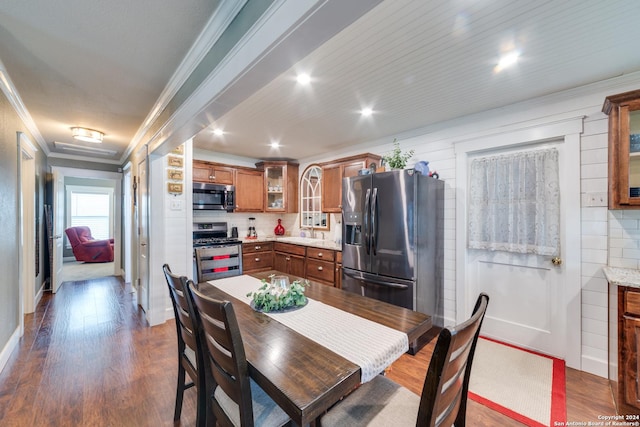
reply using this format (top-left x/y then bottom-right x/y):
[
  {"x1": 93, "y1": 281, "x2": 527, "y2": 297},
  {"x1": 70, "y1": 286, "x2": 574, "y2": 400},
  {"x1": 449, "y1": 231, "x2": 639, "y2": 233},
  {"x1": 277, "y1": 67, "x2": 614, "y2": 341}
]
[
  {"x1": 167, "y1": 156, "x2": 183, "y2": 167},
  {"x1": 168, "y1": 183, "x2": 183, "y2": 194}
]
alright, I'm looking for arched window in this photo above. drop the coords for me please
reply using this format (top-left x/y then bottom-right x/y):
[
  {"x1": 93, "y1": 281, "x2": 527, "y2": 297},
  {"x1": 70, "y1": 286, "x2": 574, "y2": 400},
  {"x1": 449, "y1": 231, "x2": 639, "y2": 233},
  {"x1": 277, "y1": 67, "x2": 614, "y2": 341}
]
[{"x1": 300, "y1": 165, "x2": 329, "y2": 230}]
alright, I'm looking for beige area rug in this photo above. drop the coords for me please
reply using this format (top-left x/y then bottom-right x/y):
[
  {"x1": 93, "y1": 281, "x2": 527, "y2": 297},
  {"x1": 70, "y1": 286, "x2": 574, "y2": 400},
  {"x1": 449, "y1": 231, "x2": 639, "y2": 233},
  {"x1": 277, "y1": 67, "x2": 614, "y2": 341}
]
[
  {"x1": 61, "y1": 261, "x2": 115, "y2": 282},
  {"x1": 469, "y1": 337, "x2": 566, "y2": 427}
]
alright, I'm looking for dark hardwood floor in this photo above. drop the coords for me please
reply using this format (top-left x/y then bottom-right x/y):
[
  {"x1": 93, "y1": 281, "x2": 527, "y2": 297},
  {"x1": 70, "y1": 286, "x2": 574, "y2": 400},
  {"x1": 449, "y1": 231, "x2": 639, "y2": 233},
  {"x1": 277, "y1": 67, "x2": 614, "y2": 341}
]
[{"x1": 0, "y1": 276, "x2": 618, "y2": 426}]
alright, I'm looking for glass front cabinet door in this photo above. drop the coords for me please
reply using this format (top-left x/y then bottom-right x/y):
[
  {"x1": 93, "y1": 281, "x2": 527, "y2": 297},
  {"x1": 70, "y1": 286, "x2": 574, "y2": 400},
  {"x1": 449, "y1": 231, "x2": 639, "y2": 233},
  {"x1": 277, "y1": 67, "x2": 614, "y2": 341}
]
[
  {"x1": 604, "y1": 89, "x2": 640, "y2": 209},
  {"x1": 257, "y1": 161, "x2": 299, "y2": 213}
]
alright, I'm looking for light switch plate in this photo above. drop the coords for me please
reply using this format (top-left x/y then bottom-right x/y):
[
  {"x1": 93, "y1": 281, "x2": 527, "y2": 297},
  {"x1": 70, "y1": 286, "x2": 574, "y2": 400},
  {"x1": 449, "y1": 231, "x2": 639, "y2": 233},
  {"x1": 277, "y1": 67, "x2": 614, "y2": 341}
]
[{"x1": 170, "y1": 199, "x2": 182, "y2": 210}]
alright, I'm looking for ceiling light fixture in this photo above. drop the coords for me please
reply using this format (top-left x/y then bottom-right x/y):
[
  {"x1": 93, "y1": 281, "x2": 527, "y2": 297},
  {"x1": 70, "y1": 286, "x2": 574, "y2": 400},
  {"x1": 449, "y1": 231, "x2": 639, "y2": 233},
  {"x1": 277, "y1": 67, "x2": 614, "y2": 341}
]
[
  {"x1": 494, "y1": 50, "x2": 520, "y2": 73},
  {"x1": 71, "y1": 127, "x2": 104, "y2": 143},
  {"x1": 296, "y1": 73, "x2": 311, "y2": 85},
  {"x1": 213, "y1": 128, "x2": 224, "y2": 136},
  {"x1": 360, "y1": 107, "x2": 373, "y2": 117},
  {"x1": 270, "y1": 141, "x2": 280, "y2": 149}
]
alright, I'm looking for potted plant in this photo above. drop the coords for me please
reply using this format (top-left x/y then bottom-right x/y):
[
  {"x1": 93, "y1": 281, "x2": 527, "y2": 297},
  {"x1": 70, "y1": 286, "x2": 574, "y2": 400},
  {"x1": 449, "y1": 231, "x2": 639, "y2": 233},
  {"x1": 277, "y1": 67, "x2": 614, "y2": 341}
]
[{"x1": 382, "y1": 139, "x2": 415, "y2": 170}]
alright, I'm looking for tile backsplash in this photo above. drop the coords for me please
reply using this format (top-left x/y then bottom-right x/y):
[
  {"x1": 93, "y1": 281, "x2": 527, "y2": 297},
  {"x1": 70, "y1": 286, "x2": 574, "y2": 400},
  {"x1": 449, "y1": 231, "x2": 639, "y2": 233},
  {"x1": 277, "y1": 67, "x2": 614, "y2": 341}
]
[{"x1": 609, "y1": 210, "x2": 640, "y2": 269}]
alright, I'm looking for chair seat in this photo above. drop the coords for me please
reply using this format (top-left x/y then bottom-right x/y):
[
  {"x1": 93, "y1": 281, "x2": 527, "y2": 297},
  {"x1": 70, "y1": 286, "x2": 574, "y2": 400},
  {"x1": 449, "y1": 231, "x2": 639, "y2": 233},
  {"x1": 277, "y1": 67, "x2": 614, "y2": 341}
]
[
  {"x1": 321, "y1": 375, "x2": 419, "y2": 427},
  {"x1": 214, "y1": 379, "x2": 290, "y2": 427}
]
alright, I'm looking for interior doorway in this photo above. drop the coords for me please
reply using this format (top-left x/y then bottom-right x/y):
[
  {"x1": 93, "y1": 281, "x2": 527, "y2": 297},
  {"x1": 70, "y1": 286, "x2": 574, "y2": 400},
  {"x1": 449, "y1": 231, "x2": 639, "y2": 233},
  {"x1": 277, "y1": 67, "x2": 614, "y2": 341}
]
[{"x1": 50, "y1": 167, "x2": 122, "y2": 288}]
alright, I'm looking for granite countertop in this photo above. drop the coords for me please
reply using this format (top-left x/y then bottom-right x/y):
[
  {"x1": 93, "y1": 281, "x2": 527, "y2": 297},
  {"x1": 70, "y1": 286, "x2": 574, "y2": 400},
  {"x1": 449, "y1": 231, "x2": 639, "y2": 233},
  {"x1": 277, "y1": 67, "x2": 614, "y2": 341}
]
[
  {"x1": 603, "y1": 266, "x2": 640, "y2": 288},
  {"x1": 240, "y1": 235, "x2": 342, "y2": 251}
]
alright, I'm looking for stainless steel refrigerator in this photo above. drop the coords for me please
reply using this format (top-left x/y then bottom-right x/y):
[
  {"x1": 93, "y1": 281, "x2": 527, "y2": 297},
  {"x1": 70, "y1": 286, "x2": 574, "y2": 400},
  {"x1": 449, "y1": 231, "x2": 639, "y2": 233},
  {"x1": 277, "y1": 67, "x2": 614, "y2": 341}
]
[{"x1": 342, "y1": 169, "x2": 444, "y2": 327}]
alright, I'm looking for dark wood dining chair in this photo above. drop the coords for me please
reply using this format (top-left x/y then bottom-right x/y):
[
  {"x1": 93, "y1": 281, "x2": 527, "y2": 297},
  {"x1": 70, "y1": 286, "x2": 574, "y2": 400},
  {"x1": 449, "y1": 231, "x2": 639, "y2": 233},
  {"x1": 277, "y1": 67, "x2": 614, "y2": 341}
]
[
  {"x1": 187, "y1": 282, "x2": 291, "y2": 427},
  {"x1": 320, "y1": 293, "x2": 490, "y2": 427},
  {"x1": 162, "y1": 264, "x2": 207, "y2": 427}
]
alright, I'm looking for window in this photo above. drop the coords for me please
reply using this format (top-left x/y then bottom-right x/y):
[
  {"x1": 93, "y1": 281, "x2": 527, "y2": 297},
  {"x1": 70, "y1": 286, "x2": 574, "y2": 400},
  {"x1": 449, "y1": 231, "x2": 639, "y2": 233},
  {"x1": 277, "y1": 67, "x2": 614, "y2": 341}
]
[
  {"x1": 66, "y1": 186, "x2": 113, "y2": 243},
  {"x1": 300, "y1": 165, "x2": 329, "y2": 230}
]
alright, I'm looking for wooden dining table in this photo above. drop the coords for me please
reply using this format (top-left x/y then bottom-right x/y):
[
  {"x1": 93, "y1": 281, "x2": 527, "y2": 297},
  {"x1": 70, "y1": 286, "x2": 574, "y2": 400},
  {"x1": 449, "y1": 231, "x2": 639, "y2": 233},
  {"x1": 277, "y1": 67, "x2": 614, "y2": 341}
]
[{"x1": 198, "y1": 270, "x2": 433, "y2": 426}]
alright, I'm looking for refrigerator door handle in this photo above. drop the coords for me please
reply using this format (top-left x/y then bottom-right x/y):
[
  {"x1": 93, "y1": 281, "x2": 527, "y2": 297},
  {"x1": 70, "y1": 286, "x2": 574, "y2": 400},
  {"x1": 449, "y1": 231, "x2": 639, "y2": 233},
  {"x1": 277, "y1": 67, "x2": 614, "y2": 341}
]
[
  {"x1": 371, "y1": 187, "x2": 378, "y2": 256},
  {"x1": 343, "y1": 269, "x2": 409, "y2": 290},
  {"x1": 364, "y1": 188, "x2": 371, "y2": 255}
]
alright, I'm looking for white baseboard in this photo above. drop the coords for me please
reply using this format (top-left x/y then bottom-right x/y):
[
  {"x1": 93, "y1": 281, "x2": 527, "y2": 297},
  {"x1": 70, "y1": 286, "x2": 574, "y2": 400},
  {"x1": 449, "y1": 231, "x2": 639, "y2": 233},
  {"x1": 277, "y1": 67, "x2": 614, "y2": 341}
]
[
  {"x1": 35, "y1": 282, "x2": 45, "y2": 307},
  {"x1": 0, "y1": 327, "x2": 21, "y2": 375},
  {"x1": 581, "y1": 355, "x2": 608, "y2": 378}
]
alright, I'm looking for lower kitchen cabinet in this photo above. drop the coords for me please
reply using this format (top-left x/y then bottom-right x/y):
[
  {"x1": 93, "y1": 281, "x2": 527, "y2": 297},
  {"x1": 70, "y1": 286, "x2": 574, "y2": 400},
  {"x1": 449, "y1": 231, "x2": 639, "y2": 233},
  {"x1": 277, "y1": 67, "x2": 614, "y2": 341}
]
[
  {"x1": 610, "y1": 283, "x2": 640, "y2": 414},
  {"x1": 273, "y1": 242, "x2": 306, "y2": 277},
  {"x1": 335, "y1": 251, "x2": 342, "y2": 289},
  {"x1": 306, "y1": 247, "x2": 336, "y2": 286},
  {"x1": 242, "y1": 242, "x2": 273, "y2": 273}
]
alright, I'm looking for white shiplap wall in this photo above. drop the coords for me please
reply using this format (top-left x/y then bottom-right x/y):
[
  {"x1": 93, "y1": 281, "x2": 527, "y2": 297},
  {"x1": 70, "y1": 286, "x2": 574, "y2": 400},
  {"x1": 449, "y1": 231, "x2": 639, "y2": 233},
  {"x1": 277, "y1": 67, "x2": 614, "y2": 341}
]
[{"x1": 580, "y1": 115, "x2": 610, "y2": 377}]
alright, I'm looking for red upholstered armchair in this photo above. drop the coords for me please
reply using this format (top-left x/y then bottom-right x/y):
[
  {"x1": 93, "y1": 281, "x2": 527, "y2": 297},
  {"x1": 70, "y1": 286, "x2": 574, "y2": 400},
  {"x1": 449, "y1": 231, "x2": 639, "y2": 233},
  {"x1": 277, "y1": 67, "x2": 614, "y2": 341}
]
[{"x1": 65, "y1": 226, "x2": 114, "y2": 263}]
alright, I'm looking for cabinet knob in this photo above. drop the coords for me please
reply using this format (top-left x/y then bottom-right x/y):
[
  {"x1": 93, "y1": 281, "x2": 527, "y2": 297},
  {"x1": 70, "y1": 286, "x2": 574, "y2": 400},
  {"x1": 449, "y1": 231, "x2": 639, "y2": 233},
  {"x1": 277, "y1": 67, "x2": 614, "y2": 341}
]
[
  {"x1": 286, "y1": 257, "x2": 290, "y2": 261},
  {"x1": 255, "y1": 246, "x2": 261, "y2": 250},
  {"x1": 317, "y1": 252, "x2": 323, "y2": 257},
  {"x1": 318, "y1": 266, "x2": 323, "y2": 271},
  {"x1": 255, "y1": 257, "x2": 260, "y2": 262}
]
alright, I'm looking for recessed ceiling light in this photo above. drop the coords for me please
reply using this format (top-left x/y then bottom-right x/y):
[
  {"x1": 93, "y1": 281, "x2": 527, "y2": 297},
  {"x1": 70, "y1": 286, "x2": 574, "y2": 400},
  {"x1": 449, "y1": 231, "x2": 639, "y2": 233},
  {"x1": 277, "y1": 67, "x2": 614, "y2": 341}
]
[
  {"x1": 270, "y1": 141, "x2": 280, "y2": 149},
  {"x1": 213, "y1": 128, "x2": 224, "y2": 136},
  {"x1": 361, "y1": 107, "x2": 373, "y2": 117},
  {"x1": 296, "y1": 73, "x2": 311, "y2": 85},
  {"x1": 495, "y1": 50, "x2": 520, "y2": 73}
]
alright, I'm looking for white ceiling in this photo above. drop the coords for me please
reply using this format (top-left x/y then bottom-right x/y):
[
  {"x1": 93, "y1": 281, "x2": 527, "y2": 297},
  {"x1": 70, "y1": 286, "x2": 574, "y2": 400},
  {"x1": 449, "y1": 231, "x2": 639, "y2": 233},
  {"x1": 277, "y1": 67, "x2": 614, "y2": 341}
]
[{"x1": 2, "y1": 0, "x2": 640, "y2": 164}]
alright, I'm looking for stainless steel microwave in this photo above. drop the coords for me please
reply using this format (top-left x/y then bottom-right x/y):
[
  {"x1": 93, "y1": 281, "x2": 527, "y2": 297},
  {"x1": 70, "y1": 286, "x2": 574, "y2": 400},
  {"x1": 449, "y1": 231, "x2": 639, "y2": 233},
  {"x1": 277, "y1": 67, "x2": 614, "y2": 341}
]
[{"x1": 193, "y1": 182, "x2": 235, "y2": 211}]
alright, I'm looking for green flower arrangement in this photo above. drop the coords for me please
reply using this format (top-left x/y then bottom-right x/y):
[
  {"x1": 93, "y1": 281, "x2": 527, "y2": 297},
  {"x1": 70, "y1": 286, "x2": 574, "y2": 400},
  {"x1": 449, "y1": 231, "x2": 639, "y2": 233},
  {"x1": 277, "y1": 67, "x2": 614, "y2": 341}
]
[
  {"x1": 382, "y1": 139, "x2": 415, "y2": 170},
  {"x1": 247, "y1": 276, "x2": 309, "y2": 312}
]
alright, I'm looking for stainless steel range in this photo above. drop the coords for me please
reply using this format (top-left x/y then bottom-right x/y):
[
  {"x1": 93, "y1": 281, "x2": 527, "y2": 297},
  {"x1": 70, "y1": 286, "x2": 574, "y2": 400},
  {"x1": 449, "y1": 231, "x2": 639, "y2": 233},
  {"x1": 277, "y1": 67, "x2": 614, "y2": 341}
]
[{"x1": 193, "y1": 222, "x2": 242, "y2": 282}]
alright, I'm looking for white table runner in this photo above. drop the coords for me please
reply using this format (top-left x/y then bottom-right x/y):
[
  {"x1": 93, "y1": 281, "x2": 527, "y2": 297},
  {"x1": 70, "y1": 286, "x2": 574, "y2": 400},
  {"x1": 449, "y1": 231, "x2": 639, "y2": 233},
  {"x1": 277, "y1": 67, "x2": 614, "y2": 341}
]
[{"x1": 206, "y1": 275, "x2": 409, "y2": 383}]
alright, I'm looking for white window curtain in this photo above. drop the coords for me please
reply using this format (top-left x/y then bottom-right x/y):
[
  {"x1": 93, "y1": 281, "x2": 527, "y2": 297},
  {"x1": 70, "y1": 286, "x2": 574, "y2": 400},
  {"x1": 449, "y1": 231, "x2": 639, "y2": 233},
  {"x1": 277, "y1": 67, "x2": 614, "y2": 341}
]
[{"x1": 467, "y1": 148, "x2": 560, "y2": 256}]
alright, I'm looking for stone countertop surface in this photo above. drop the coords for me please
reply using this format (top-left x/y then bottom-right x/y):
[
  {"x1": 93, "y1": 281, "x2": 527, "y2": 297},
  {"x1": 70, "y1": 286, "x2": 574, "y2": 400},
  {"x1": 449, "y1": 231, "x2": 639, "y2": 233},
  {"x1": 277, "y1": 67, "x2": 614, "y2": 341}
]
[
  {"x1": 240, "y1": 235, "x2": 342, "y2": 251},
  {"x1": 603, "y1": 266, "x2": 640, "y2": 289}
]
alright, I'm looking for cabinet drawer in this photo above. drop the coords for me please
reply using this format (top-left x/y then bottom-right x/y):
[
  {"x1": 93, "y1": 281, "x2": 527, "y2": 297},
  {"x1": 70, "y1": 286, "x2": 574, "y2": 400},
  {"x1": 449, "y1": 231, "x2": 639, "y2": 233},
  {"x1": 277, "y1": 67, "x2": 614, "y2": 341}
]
[
  {"x1": 242, "y1": 242, "x2": 273, "y2": 254},
  {"x1": 307, "y1": 247, "x2": 335, "y2": 262},
  {"x1": 336, "y1": 251, "x2": 342, "y2": 264},
  {"x1": 306, "y1": 258, "x2": 335, "y2": 284},
  {"x1": 242, "y1": 252, "x2": 273, "y2": 272},
  {"x1": 274, "y1": 242, "x2": 306, "y2": 256},
  {"x1": 626, "y1": 290, "x2": 640, "y2": 315}
]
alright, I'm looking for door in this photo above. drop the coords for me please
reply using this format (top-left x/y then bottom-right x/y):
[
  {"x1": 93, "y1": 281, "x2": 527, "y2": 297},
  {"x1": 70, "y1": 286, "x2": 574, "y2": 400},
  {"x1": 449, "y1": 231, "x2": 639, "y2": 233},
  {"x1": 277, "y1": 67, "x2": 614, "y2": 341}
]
[
  {"x1": 51, "y1": 168, "x2": 65, "y2": 293},
  {"x1": 123, "y1": 168, "x2": 132, "y2": 284},
  {"x1": 341, "y1": 174, "x2": 372, "y2": 273},
  {"x1": 465, "y1": 140, "x2": 576, "y2": 358},
  {"x1": 370, "y1": 171, "x2": 415, "y2": 280},
  {"x1": 137, "y1": 157, "x2": 149, "y2": 312}
]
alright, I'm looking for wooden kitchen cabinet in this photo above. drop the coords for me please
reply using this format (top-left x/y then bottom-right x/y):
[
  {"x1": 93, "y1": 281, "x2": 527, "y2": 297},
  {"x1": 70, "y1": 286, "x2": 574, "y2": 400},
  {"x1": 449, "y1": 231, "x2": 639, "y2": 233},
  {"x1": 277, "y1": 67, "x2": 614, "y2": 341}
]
[
  {"x1": 242, "y1": 242, "x2": 273, "y2": 273},
  {"x1": 320, "y1": 153, "x2": 381, "y2": 212},
  {"x1": 335, "y1": 251, "x2": 342, "y2": 289},
  {"x1": 610, "y1": 284, "x2": 640, "y2": 414},
  {"x1": 273, "y1": 242, "x2": 306, "y2": 277},
  {"x1": 603, "y1": 89, "x2": 640, "y2": 209},
  {"x1": 306, "y1": 247, "x2": 336, "y2": 286},
  {"x1": 193, "y1": 160, "x2": 234, "y2": 185},
  {"x1": 256, "y1": 161, "x2": 299, "y2": 213},
  {"x1": 235, "y1": 168, "x2": 264, "y2": 212}
]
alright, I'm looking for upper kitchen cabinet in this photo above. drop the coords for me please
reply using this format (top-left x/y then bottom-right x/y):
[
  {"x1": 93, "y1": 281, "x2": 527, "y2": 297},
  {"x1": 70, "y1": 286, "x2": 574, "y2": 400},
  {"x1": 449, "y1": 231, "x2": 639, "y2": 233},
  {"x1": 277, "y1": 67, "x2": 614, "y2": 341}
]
[
  {"x1": 235, "y1": 168, "x2": 264, "y2": 212},
  {"x1": 193, "y1": 160, "x2": 234, "y2": 185},
  {"x1": 604, "y1": 89, "x2": 640, "y2": 209},
  {"x1": 256, "y1": 161, "x2": 299, "y2": 213},
  {"x1": 320, "y1": 153, "x2": 381, "y2": 212}
]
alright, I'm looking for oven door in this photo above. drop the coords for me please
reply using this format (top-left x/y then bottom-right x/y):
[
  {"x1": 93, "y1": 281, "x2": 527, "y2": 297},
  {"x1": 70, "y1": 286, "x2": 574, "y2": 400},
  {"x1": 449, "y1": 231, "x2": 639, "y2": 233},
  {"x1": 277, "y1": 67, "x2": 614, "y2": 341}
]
[{"x1": 194, "y1": 244, "x2": 242, "y2": 282}]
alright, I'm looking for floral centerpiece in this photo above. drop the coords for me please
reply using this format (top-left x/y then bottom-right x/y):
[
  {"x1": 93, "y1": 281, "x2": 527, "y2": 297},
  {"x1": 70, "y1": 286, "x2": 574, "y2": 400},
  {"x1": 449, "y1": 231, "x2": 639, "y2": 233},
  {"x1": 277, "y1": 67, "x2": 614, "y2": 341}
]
[{"x1": 247, "y1": 275, "x2": 309, "y2": 312}]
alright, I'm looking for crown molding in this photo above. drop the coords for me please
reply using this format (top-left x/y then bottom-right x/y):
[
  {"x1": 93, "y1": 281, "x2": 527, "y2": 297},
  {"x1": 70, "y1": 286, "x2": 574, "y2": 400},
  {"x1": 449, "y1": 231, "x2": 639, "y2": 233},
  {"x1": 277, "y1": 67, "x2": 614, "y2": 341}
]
[
  {"x1": 0, "y1": 59, "x2": 50, "y2": 155},
  {"x1": 123, "y1": 0, "x2": 248, "y2": 163}
]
